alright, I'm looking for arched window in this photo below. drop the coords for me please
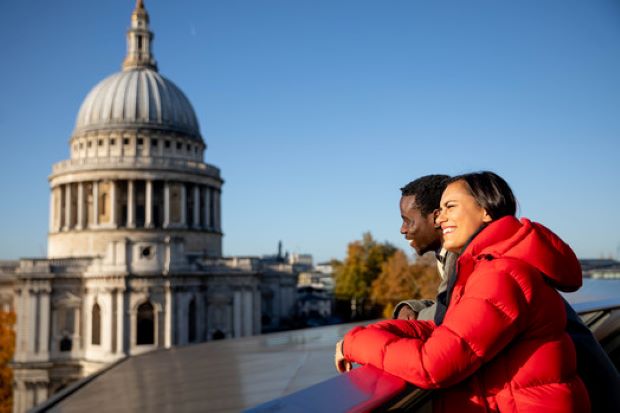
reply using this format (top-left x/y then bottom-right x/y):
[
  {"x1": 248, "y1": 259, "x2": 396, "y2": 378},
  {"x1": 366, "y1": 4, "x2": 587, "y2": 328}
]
[
  {"x1": 137, "y1": 301, "x2": 154, "y2": 345},
  {"x1": 92, "y1": 302, "x2": 101, "y2": 345},
  {"x1": 188, "y1": 298, "x2": 197, "y2": 343},
  {"x1": 60, "y1": 336, "x2": 72, "y2": 352},
  {"x1": 101, "y1": 193, "x2": 107, "y2": 215}
]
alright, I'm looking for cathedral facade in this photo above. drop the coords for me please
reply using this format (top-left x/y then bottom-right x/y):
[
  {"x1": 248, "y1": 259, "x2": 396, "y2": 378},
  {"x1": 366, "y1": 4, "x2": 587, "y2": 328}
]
[{"x1": 0, "y1": 2, "x2": 298, "y2": 412}]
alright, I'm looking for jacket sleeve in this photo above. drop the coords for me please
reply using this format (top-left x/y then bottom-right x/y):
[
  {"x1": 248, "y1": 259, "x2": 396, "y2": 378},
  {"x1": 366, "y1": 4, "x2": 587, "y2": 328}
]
[
  {"x1": 344, "y1": 265, "x2": 529, "y2": 389},
  {"x1": 392, "y1": 299, "x2": 436, "y2": 319}
]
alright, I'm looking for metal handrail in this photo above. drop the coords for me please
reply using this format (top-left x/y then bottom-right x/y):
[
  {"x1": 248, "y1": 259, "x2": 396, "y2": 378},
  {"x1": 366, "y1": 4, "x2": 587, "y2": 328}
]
[{"x1": 247, "y1": 296, "x2": 620, "y2": 413}]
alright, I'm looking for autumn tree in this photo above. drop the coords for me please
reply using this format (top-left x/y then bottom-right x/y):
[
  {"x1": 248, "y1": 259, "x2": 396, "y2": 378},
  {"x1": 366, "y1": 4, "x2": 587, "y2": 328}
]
[
  {"x1": 333, "y1": 232, "x2": 397, "y2": 302},
  {"x1": 0, "y1": 311, "x2": 15, "y2": 413},
  {"x1": 371, "y1": 251, "x2": 440, "y2": 318}
]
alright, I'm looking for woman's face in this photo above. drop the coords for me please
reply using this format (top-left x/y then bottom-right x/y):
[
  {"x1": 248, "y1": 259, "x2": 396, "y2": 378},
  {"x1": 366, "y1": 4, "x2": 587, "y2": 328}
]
[{"x1": 437, "y1": 180, "x2": 493, "y2": 252}]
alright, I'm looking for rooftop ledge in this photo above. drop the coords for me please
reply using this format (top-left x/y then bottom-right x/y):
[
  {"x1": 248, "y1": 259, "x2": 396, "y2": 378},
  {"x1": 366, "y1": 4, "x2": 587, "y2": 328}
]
[
  {"x1": 31, "y1": 279, "x2": 620, "y2": 413},
  {"x1": 50, "y1": 156, "x2": 221, "y2": 177}
]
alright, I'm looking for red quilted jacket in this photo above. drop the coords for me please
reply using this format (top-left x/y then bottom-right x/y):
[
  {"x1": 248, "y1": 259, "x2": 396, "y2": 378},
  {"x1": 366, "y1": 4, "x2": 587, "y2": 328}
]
[{"x1": 343, "y1": 216, "x2": 590, "y2": 412}]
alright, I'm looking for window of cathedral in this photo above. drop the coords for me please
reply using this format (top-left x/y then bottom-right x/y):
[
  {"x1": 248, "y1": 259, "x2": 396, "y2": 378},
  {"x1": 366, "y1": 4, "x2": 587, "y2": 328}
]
[
  {"x1": 101, "y1": 193, "x2": 107, "y2": 216},
  {"x1": 87, "y1": 141, "x2": 92, "y2": 148},
  {"x1": 98, "y1": 139, "x2": 103, "y2": 146},
  {"x1": 186, "y1": 143, "x2": 191, "y2": 151},
  {"x1": 151, "y1": 138, "x2": 158, "y2": 148},
  {"x1": 137, "y1": 302, "x2": 154, "y2": 345},
  {"x1": 79, "y1": 142, "x2": 83, "y2": 149},
  {"x1": 164, "y1": 140, "x2": 171, "y2": 149},
  {"x1": 92, "y1": 303, "x2": 101, "y2": 346},
  {"x1": 176, "y1": 142, "x2": 182, "y2": 150},
  {"x1": 141, "y1": 246, "x2": 152, "y2": 259},
  {"x1": 60, "y1": 336, "x2": 72, "y2": 352},
  {"x1": 124, "y1": 138, "x2": 130, "y2": 145},
  {"x1": 137, "y1": 138, "x2": 144, "y2": 146},
  {"x1": 110, "y1": 138, "x2": 116, "y2": 146}
]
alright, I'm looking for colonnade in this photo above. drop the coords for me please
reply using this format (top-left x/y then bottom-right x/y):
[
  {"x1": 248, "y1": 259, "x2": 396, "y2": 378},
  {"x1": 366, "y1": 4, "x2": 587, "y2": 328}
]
[{"x1": 50, "y1": 179, "x2": 221, "y2": 233}]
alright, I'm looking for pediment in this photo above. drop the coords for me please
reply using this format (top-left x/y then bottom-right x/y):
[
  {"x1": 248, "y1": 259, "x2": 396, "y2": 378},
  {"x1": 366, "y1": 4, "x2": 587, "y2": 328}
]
[{"x1": 53, "y1": 291, "x2": 82, "y2": 307}]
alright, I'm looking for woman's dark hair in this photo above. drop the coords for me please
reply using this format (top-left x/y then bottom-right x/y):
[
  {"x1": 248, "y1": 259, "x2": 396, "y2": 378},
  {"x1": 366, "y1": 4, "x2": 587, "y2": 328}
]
[{"x1": 447, "y1": 171, "x2": 517, "y2": 219}]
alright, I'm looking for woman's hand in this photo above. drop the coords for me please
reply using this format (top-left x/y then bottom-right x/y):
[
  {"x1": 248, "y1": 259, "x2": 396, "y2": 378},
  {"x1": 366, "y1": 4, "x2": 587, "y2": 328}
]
[{"x1": 334, "y1": 339, "x2": 353, "y2": 373}]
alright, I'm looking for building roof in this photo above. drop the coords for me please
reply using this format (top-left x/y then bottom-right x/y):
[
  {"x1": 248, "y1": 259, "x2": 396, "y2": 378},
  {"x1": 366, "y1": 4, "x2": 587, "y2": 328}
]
[
  {"x1": 39, "y1": 322, "x2": 365, "y2": 413},
  {"x1": 74, "y1": 68, "x2": 201, "y2": 140},
  {"x1": 34, "y1": 279, "x2": 620, "y2": 412}
]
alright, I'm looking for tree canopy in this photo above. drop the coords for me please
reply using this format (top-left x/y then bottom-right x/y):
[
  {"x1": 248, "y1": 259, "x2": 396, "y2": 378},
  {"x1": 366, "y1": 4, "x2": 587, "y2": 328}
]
[
  {"x1": 333, "y1": 232, "x2": 397, "y2": 300},
  {"x1": 0, "y1": 311, "x2": 15, "y2": 413},
  {"x1": 371, "y1": 251, "x2": 440, "y2": 318}
]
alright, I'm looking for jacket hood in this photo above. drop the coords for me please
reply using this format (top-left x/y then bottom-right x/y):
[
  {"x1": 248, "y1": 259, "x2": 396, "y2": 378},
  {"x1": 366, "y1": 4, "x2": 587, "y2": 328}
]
[{"x1": 464, "y1": 216, "x2": 582, "y2": 292}]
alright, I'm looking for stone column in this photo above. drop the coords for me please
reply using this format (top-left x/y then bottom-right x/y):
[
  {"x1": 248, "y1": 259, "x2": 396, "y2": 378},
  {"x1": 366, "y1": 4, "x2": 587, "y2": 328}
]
[
  {"x1": 193, "y1": 185, "x2": 200, "y2": 229},
  {"x1": 127, "y1": 180, "x2": 135, "y2": 228},
  {"x1": 116, "y1": 290, "x2": 124, "y2": 354},
  {"x1": 203, "y1": 187, "x2": 211, "y2": 229},
  {"x1": 253, "y1": 288, "x2": 261, "y2": 335},
  {"x1": 39, "y1": 289, "x2": 50, "y2": 356},
  {"x1": 214, "y1": 190, "x2": 221, "y2": 232},
  {"x1": 35, "y1": 385, "x2": 48, "y2": 408},
  {"x1": 233, "y1": 290, "x2": 241, "y2": 338},
  {"x1": 145, "y1": 180, "x2": 153, "y2": 228},
  {"x1": 14, "y1": 289, "x2": 25, "y2": 360},
  {"x1": 76, "y1": 182, "x2": 84, "y2": 230},
  {"x1": 110, "y1": 180, "x2": 118, "y2": 227},
  {"x1": 164, "y1": 284, "x2": 172, "y2": 348},
  {"x1": 104, "y1": 291, "x2": 114, "y2": 353},
  {"x1": 243, "y1": 289, "x2": 252, "y2": 336},
  {"x1": 180, "y1": 184, "x2": 187, "y2": 228},
  {"x1": 64, "y1": 184, "x2": 72, "y2": 231},
  {"x1": 20, "y1": 289, "x2": 29, "y2": 356},
  {"x1": 28, "y1": 290, "x2": 37, "y2": 354},
  {"x1": 48, "y1": 190, "x2": 55, "y2": 233},
  {"x1": 163, "y1": 182, "x2": 170, "y2": 228},
  {"x1": 71, "y1": 302, "x2": 80, "y2": 353},
  {"x1": 93, "y1": 181, "x2": 99, "y2": 227}
]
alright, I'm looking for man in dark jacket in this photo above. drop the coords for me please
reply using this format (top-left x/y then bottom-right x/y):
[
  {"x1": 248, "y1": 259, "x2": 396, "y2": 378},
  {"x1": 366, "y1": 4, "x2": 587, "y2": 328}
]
[{"x1": 393, "y1": 175, "x2": 450, "y2": 321}]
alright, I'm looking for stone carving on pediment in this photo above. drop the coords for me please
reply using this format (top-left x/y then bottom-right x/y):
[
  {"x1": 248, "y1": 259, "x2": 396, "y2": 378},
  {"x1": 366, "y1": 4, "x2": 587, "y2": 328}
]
[{"x1": 52, "y1": 291, "x2": 82, "y2": 307}]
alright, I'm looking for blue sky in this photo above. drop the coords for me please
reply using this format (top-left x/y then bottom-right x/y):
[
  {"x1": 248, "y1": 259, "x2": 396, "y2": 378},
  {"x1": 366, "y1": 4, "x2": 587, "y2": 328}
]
[{"x1": 1, "y1": 0, "x2": 619, "y2": 263}]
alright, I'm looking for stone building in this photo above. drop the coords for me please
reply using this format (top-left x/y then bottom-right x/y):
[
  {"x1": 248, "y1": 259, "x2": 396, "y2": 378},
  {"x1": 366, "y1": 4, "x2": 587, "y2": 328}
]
[{"x1": 0, "y1": 2, "x2": 297, "y2": 412}]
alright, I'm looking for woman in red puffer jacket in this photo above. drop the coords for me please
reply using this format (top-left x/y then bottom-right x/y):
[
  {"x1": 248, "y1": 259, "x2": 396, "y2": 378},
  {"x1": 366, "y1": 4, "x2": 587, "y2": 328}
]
[{"x1": 337, "y1": 171, "x2": 590, "y2": 413}]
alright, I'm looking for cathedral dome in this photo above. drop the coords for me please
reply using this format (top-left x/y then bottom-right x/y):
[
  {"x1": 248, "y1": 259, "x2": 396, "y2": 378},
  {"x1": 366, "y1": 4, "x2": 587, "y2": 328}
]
[{"x1": 74, "y1": 68, "x2": 201, "y2": 140}]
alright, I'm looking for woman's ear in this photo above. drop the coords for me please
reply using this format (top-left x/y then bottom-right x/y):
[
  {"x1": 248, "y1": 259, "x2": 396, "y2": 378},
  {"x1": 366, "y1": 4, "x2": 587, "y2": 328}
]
[{"x1": 482, "y1": 210, "x2": 493, "y2": 223}]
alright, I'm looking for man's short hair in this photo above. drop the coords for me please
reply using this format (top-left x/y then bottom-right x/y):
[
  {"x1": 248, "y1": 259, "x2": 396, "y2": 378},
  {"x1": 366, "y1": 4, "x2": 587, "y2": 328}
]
[{"x1": 400, "y1": 175, "x2": 451, "y2": 216}]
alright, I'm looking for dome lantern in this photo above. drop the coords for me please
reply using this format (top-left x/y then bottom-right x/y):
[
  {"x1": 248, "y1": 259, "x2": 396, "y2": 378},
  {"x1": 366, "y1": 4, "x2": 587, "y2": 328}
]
[
  {"x1": 123, "y1": 0, "x2": 158, "y2": 71},
  {"x1": 71, "y1": 0, "x2": 202, "y2": 141}
]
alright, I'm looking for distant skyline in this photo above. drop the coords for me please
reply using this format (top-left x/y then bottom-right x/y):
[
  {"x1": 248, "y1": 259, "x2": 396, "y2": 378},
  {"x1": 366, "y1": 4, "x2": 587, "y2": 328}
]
[{"x1": 1, "y1": 0, "x2": 619, "y2": 264}]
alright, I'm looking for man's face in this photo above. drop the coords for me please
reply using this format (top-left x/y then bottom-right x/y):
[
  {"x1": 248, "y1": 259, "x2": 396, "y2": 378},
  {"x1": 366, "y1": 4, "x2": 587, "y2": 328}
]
[{"x1": 399, "y1": 195, "x2": 442, "y2": 256}]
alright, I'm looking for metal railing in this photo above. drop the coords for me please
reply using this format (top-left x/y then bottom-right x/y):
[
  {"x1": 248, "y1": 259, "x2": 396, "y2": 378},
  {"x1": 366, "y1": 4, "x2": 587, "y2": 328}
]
[{"x1": 247, "y1": 291, "x2": 620, "y2": 413}]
